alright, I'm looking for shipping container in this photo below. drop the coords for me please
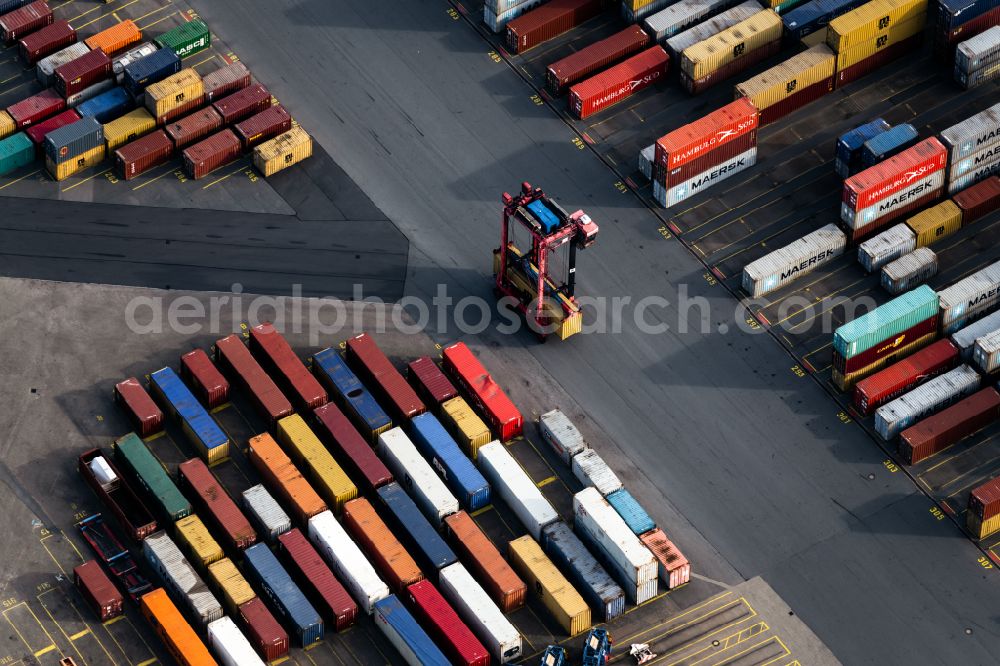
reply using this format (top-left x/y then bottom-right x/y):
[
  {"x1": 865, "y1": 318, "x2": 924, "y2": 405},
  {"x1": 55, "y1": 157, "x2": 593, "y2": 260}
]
[
  {"x1": 277, "y1": 414, "x2": 357, "y2": 513},
  {"x1": 248, "y1": 321, "x2": 326, "y2": 411},
  {"x1": 144, "y1": 68, "x2": 203, "y2": 119},
  {"x1": 847, "y1": 173, "x2": 944, "y2": 241},
  {"x1": 343, "y1": 497, "x2": 424, "y2": 593},
  {"x1": 215, "y1": 333, "x2": 293, "y2": 428},
  {"x1": 179, "y1": 458, "x2": 256, "y2": 550},
  {"x1": 78, "y1": 449, "x2": 157, "y2": 540},
  {"x1": 155, "y1": 19, "x2": 210, "y2": 58},
  {"x1": 639, "y1": 144, "x2": 655, "y2": 180},
  {"x1": 441, "y1": 397, "x2": 493, "y2": 458},
  {"x1": 252, "y1": 126, "x2": 312, "y2": 176},
  {"x1": 835, "y1": 117, "x2": 891, "y2": 177},
  {"x1": 954, "y1": 175, "x2": 1000, "y2": 223},
  {"x1": 8, "y1": 88, "x2": 65, "y2": 128},
  {"x1": 857, "y1": 224, "x2": 916, "y2": 272},
  {"x1": 826, "y1": 0, "x2": 927, "y2": 51},
  {"x1": 407, "y1": 356, "x2": 459, "y2": 409},
  {"x1": 645, "y1": 0, "x2": 735, "y2": 42},
  {"x1": 248, "y1": 433, "x2": 328, "y2": 525},
  {"x1": 122, "y1": 48, "x2": 181, "y2": 96},
  {"x1": 477, "y1": 440, "x2": 558, "y2": 540},
  {"x1": 833, "y1": 284, "x2": 938, "y2": 358},
  {"x1": 483, "y1": 0, "x2": 546, "y2": 33},
  {"x1": 85, "y1": 19, "x2": 140, "y2": 56},
  {"x1": 237, "y1": 597, "x2": 289, "y2": 662},
  {"x1": 278, "y1": 528, "x2": 357, "y2": 631},
  {"x1": 969, "y1": 474, "x2": 1000, "y2": 519},
  {"x1": 950, "y1": 139, "x2": 1000, "y2": 183},
  {"x1": 23, "y1": 108, "x2": 77, "y2": 153},
  {"x1": 18, "y1": 19, "x2": 73, "y2": 64},
  {"x1": 150, "y1": 367, "x2": 229, "y2": 463},
  {"x1": 233, "y1": 104, "x2": 291, "y2": 148},
  {"x1": 104, "y1": 108, "x2": 155, "y2": 150},
  {"x1": 623, "y1": 0, "x2": 674, "y2": 21},
  {"x1": 406, "y1": 579, "x2": 490, "y2": 666},
  {"x1": 373, "y1": 595, "x2": 451, "y2": 666},
  {"x1": 0, "y1": 131, "x2": 32, "y2": 175},
  {"x1": 658, "y1": 132, "x2": 756, "y2": 191},
  {"x1": 175, "y1": 515, "x2": 224, "y2": 568},
  {"x1": 605, "y1": 488, "x2": 655, "y2": 535},
  {"x1": 114, "y1": 128, "x2": 171, "y2": 179},
  {"x1": 312, "y1": 347, "x2": 393, "y2": 442},
  {"x1": 0, "y1": 109, "x2": 14, "y2": 140},
  {"x1": 835, "y1": 10, "x2": 926, "y2": 71},
  {"x1": 973, "y1": 327, "x2": 1000, "y2": 372},
  {"x1": 74, "y1": 560, "x2": 123, "y2": 621},
  {"x1": 442, "y1": 342, "x2": 522, "y2": 441},
  {"x1": 874, "y1": 364, "x2": 981, "y2": 438},
  {"x1": 203, "y1": 61, "x2": 251, "y2": 102},
  {"x1": 782, "y1": 0, "x2": 870, "y2": 40},
  {"x1": 948, "y1": 155, "x2": 1000, "y2": 195},
  {"x1": 952, "y1": 309, "x2": 1000, "y2": 360},
  {"x1": 899, "y1": 387, "x2": 1000, "y2": 463},
  {"x1": 438, "y1": 563, "x2": 521, "y2": 663},
  {"x1": 969, "y1": 476, "x2": 1000, "y2": 536},
  {"x1": 55, "y1": 48, "x2": 111, "y2": 97},
  {"x1": 139, "y1": 588, "x2": 217, "y2": 666},
  {"x1": 207, "y1": 617, "x2": 265, "y2": 666},
  {"x1": 955, "y1": 26, "x2": 1000, "y2": 82},
  {"x1": 638, "y1": 528, "x2": 691, "y2": 589},
  {"x1": 654, "y1": 95, "x2": 759, "y2": 172},
  {"x1": 0, "y1": 0, "x2": 51, "y2": 44},
  {"x1": 680, "y1": 9, "x2": 782, "y2": 79},
  {"x1": 538, "y1": 409, "x2": 588, "y2": 463},
  {"x1": 411, "y1": 413, "x2": 491, "y2": 511},
  {"x1": 376, "y1": 427, "x2": 458, "y2": 524},
  {"x1": 111, "y1": 42, "x2": 157, "y2": 81},
  {"x1": 938, "y1": 259, "x2": 1000, "y2": 332},
  {"x1": 77, "y1": 86, "x2": 133, "y2": 124},
  {"x1": 843, "y1": 137, "x2": 947, "y2": 210},
  {"x1": 666, "y1": 1, "x2": 763, "y2": 60},
  {"x1": 45, "y1": 142, "x2": 104, "y2": 180},
  {"x1": 212, "y1": 84, "x2": 270, "y2": 124},
  {"x1": 376, "y1": 482, "x2": 456, "y2": 574},
  {"x1": 113, "y1": 432, "x2": 190, "y2": 521},
  {"x1": 344, "y1": 333, "x2": 425, "y2": 421},
  {"x1": 571, "y1": 448, "x2": 623, "y2": 496},
  {"x1": 881, "y1": 248, "x2": 938, "y2": 294},
  {"x1": 540, "y1": 521, "x2": 625, "y2": 621},
  {"x1": 735, "y1": 45, "x2": 834, "y2": 124},
  {"x1": 443, "y1": 510, "x2": 525, "y2": 612},
  {"x1": 165, "y1": 106, "x2": 222, "y2": 150},
  {"x1": 113, "y1": 377, "x2": 164, "y2": 437},
  {"x1": 679, "y1": 39, "x2": 781, "y2": 94},
  {"x1": 836, "y1": 29, "x2": 924, "y2": 86},
  {"x1": 939, "y1": 102, "x2": 1000, "y2": 164},
  {"x1": 906, "y1": 200, "x2": 962, "y2": 247},
  {"x1": 832, "y1": 330, "x2": 938, "y2": 391},
  {"x1": 313, "y1": 402, "x2": 393, "y2": 492},
  {"x1": 853, "y1": 339, "x2": 959, "y2": 413},
  {"x1": 505, "y1": 0, "x2": 605, "y2": 54},
  {"x1": 742, "y1": 224, "x2": 845, "y2": 297},
  {"x1": 241, "y1": 484, "x2": 291, "y2": 544},
  {"x1": 207, "y1": 558, "x2": 255, "y2": 614},
  {"x1": 143, "y1": 531, "x2": 223, "y2": 626},
  {"x1": 569, "y1": 47, "x2": 668, "y2": 119},
  {"x1": 242, "y1": 543, "x2": 323, "y2": 647},
  {"x1": 307, "y1": 510, "x2": 391, "y2": 614},
  {"x1": 37, "y1": 42, "x2": 88, "y2": 87},
  {"x1": 861, "y1": 123, "x2": 919, "y2": 167},
  {"x1": 547, "y1": 25, "x2": 648, "y2": 95},
  {"x1": 508, "y1": 535, "x2": 591, "y2": 636},
  {"x1": 179, "y1": 349, "x2": 229, "y2": 408}
]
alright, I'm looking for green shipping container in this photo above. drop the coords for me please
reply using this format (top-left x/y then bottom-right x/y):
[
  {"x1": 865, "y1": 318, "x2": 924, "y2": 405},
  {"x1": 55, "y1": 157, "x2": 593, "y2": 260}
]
[
  {"x1": 0, "y1": 133, "x2": 34, "y2": 177},
  {"x1": 155, "y1": 19, "x2": 210, "y2": 59},
  {"x1": 833, "y1": 285, "x2": 939, "y2": 359},
  {"x1": 113, "y1": 432, "x2": 191, "y2": 521}
]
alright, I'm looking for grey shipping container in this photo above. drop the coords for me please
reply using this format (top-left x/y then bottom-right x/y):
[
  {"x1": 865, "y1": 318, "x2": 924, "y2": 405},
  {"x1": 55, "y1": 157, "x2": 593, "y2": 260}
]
[
  {"x1": 142, "y1": 531, "x2": 223, "y2": 626},
  {"x1": 639, "y1": 144, "x2": 654, "y2": 181},
  {"x1": 973, "y1": 329, "x2": 1000, "y2": 373},
  {"x1": 857, "y1": 224, "x2": 916, "y2": 273},
  {"x1": 742, "y1": 224, "x2": 846, "y2": 297},
  {"x1": 36, "y1": 42, "x2": 88, "y2": 86},
  {"x1": 44, "y1": 116, "x2": 102, "y2": 163},
  {"x1": 938, "y1": 259, "x2": 1000, "y2": 332},
  {"x1": 939, "y1": 102, "x2": 1000, "y2": 164},
  {"x1": 881, "y1": 248, "x2": 938, "y2": 295},
  {"x1": 541, "y1": 521, "x2": 625, "y2": 621},
  {"x1": 874, "y1": 364, "x2": 981, "y2": 439},
  {"x1": 951, "y1": 308, "x2": 1000, "y2": 360},
  {"x1": 243, "y1": 484, "x2": 292, "y2": 544},
  {"x1": 538, "y1": 409, "x2": 588, "y2": 463},
  {"x1": 665, "y1": 1, "x2": 761, "y2": 59}
]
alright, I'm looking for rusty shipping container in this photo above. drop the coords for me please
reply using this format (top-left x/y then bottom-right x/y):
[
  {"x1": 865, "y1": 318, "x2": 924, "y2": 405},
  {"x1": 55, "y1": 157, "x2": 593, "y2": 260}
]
[
  {"x1": 569, "y1": 46, "x2": 668, "y2": 119},
  {"x1": 55, "y1": 48, "x2": 112, "y2": 97},
  {"x1": 1, "y1": 0, "x2": 52, "y2": 44},
  {"x1": 203, "y1": 61, "x2": 251, "y2": 102},
  {"x1": 506, "y1": 0, "x2": 606, "y2": 54},
  {"x1": 179, "y1": 457, "x2": 258, "y2": 550},
  {"x1": 18, "y1": 19, "x2": 74, "y2": 65},
  {"x1": 213, "y1": 84, "x2": 271, "y2": 124},
  {"x1": 183, "y1": 129, "x2": 241, "y2": 179},
  {"x1": 342, "y1": 498, "x2": 424, "y2": 593},
  {"x1": 899, "y1": 387, "x2": 1000, "y2": 464},
  {"x1": 235, "y1": 105, "x2": 291, "y2": 148},
  {"x1": 74, "y1": 560, "x2": 123, "y2": 621},
  {"x1": 954, "y1": 175, "x2": 1000, "y2": 223},
  {"x1": 278, "y1": 528, "x2": 358, "y2": 631},
  {"x1": 969, "y1": 475, "x2": 1000, "y2": 519},
  {"x1": 215, "y1": 334, "x2": 293, "y2": 429},
  {"x1": 165, "y1": 106, "x2": 223, "y2": 149},
  {"x1": 114, "y1": 129, "x2": 173, "y2": 180},
  {"x1": 443, "y1": 510, "x2": 526, "y2": 612},
  {"x1": 546, "y1": 24, "x2": 649, "y2": 94},
  {"x1": 8, "y1": 88, "x2": 65, "y2": 128},
  {"x1": 180, "y1": 348, "x2": 230, "y2": 408},
  {"x1": 114, "y1": 376, "x2": 164, "y2": 437},
  {"x1": 248, "y1": 321, "x2": 327, "y2": 411}
]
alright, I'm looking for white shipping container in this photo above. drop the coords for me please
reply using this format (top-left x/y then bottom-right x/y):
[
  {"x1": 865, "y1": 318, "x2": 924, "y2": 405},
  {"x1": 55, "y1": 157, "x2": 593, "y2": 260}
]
[
  {"x1": 639, "y1": 144, "x2": 655, "y2": 181},
  {"x1": 571, "y1": 449, "x2": 623, "y2": 496},
  {"x1": 242, "y1": 484, "x2": 292, "y2": 543},
  {"x1": 949, "y1": 141, "x2": 1000, "y2": 180},
  {"x1": 948, "y1": 154, "x2": 1000, "y2": 195},
  {"x1": 623, "y1": 0, "x2": 674, "y2": 22},
  {"x1": 486, "y1": 0, "x2": 531, "y2": 14},
  {"x1": 142, "y1": 531, "x2": 223, "y2": 626},
  {"x1": 956, "y1": 61, "x2": 1000, "y2": 89},
  {"x1": 478, "y1": 440, "x2": 559, "y2": 540},
  {"x1": 438, "y1": 563, "x2": 522, "y2": 663},
  {"x1": 67, "y1": 79, "x2": 116, "y2": 109},
  {"x1": 881, "y1": 247, "x2": 938, "y2": 295},
  {"x1": 112, "y1": 42, "x2": 158, "y2": 81},
  {"x1": 657, "y1": 147, "x2": 758, "y2": 208},
  {"x1": 874, "y1": 365, "x2": 981, "y2": 439},
  {"x1": 37, "y1": 43, "x2": 89, "y2": 86},
  {"x1": 539, "y1": 409, "x2": 588, "y2": 463},
  {"x1": 377, "y1": 427, "x2": 459, "y2": 524},
  {"x1": 89, "y1": 456, "x2": 118, "y2": 487},
  {"x1": 645, "y1": 0, "x2": 731, "y2": 41},
  {"x1": 842, "y1": 170, "x2": 944, "y2": 228},
  {"x1": 207, "y1": 617, "x2": 266, "y2": 666},
  {"x1": 973, "y1": 328, "x2": 1000, "y2": 373},
  {"x1": 308, "y1": 510, "x2": 390, "y2": 614},
  {"x1": 573, "y1": 487, "x2": 658, "y2": 587},
  {"x1": 665, "y1": 1, "x2": 762, "y2": 57},
  {"x1": 939, "y1": 102, "x2": 1000, "y2": 164},
  {"x1": 951, "y1": 309, "x2": 1000, "y2": 359},
  {"x1": 938, "y1": 259, "x2": 1000, "y2": 332},
  {"x1": 483, "y1": 0, "x2": 544, "y2": 32},
  {"x1": 742, "y1": 224, "x2": 846, "y2": 297},
  {"x1": 956, "y1": 26, "x2": 1000, "y2": 74},
  {"x1": 857, "y1": 224, "x2": 916, "y2": 272}
]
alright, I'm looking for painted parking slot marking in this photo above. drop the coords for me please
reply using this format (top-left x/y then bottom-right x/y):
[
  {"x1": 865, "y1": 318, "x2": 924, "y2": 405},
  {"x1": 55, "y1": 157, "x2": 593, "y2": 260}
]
[
  {"x1": 4, "y1": 602, "x2": 61, "y2": 660},
  {"x1": 141, "y1": 11, "x2": 179, "y2": 31},
  {"x1": 62, "y1": 169, "x2": 113, "y2": 192}
]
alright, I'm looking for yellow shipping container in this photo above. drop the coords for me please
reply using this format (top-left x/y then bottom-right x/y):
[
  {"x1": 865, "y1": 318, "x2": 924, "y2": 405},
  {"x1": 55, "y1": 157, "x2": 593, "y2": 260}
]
[
  {"x1": 834, "y1": 12, "x2": 925, "y2": 70},
  {"x1": 253, "y1": 127, "x2": 313, "y2": 177},
  {"x1": 735, "y1": 44, "x2": 835, "y2": 110},
  {"x1": 175, "y1": 515, "x2": 224, "y2": 567},
  {"x1": 277, "y1": 414, "x2": 357, "y2": 512},
  {"x1": 968, "y1": 511, "x2": 1000, "y2": 539},
  {"x1": 906, "y1": 200, "x2": 962, "y2": 247},
  {"x1": 144, "y1": 68, "x2": 204, "y2": 119},
  {"x1": 45, "y1": 145, "x2": 106, "y2": 181},
  {"x1": 441, "y1": 396, "x2": 492, "y2": 459},
  {"x1": 623, "y1": 0, "x2": 657, "y2": 10},
  {"x1": 682, "y1": 10, "x2": 783, "y2": 79},
  {"x1": 831, "y1": 331, "x2": 936, "y2": 390},
  {"x1": 508, "y1": 535, "x2": 591, "y2": 636},
  {"x1": 0, "y1": 110, "x2": 14, "y2": 140},
  {"x1": 104, "y1": 109, "x2": 156, "y2": 150},
  {"x1": 208, "y1": 558, "x2": 256, "y2": 613},
  {"x1": 826, "y1": 0, "x2": 927, "y2": 52}
]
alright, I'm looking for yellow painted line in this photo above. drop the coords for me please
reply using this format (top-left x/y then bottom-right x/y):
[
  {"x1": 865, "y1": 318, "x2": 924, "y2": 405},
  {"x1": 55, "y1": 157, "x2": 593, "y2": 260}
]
[
  {"x1": 144, "y1": 430, "x2": 167, "y2": 442},
  {"x1": 187, "y1": 54, "x2": 217, "y2": 70},
  {"x1": 132, "y1": 3, "x2": 173, "y2": 24},
  {"x1": 536, "y1": 475, "x2": 557, "y2": 487},
  {"x1": 0, "y1": 81, "x2": 29, "y2": 97},
  {"x1": 40, "y1": 538, "x2": 67, "y2": 575},
  {"x1": 131, "y1": 165, "x2": 177, "y2": 190},
  {"x1": 69, "y1": 629, "x2": 90, "y2": 641},
  {"x1": 704, "y1": 637, "x2": 783, "y2": 666},
  {"x1": 137, "y1": 659, "x2": 158, "y2": 666},
  {"x1": 33, "y1": 645, "x2": 56, "y2": 658},
  {"x1": 140, "y1": 11, "x2": 179, "y2": 31},
  {"x1": 470, "y1": 505, "x2": 493, "y2": 518},
  {"x1": 67, "y1": 1, "x2": 113, "y2": 22},
  {"x1": 53, "y1": 0, "x2": 77, "y2": 8},
  {"x1": 201, "y1": 162, "x2": 250, "y2": 190},
  {"x1": 615, "y1": 595, "x2": 751, "y2": 649},
  {"x1": 113, "y1": 11, "x2": 121, "y2": 21},
  {"x1": 103, "y1": 615, "x2": 125, "y2": 625},
  {"x1": 0, "y1": 73, "x2": 21, "y2": 84},
  {"x1": 271, "y1": 658, "x2": 290, "y2": 666},
  {"x1": 62, "y1": 168, "x2": 112, "y2": 192}
]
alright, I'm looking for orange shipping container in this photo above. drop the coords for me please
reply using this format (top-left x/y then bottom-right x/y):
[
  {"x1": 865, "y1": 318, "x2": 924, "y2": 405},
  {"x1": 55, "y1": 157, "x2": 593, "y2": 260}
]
[
  {"x1": 443, "y1": 510, "x2": 526, "y2": 612},
  {"x1": 85, "y1": 20, "x2": 141, "y2": 55},
  {"x1": 342, "y1": 498, "x2": 423, "y2": 593},
  {"x1": 248, "y1": 433, "x2": 327, "y2": 525},
  {"x1": 140, "y1": 588, "x2": 217, "y2": 666}
]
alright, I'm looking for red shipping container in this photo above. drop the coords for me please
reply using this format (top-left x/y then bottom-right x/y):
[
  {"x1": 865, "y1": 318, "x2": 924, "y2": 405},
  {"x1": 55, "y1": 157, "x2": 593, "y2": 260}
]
[
  {"x1": 569, "y1": 46, "x2": 667, "y2": 119},
  {"x1": 234, "y1": 104, "x2": 291, "y2": 148},
  {"x1": 182, "y1": 128, "x2": 241, "y2": 180},
  {"x1": 212, "y1": 84, "x2": 271, "y2": 124},
  {"x1": 215, "y1": 334, "x2": 293, "y2": 429},
  {"x1": 843, "y1": 137, "x2": 946, "y2": 210},
  {"x1": 180, "y1": 348, "x2": 230, "y2": 408},
  {"x1": 114, "y1": 130, "x2": 173, "y2": 181},
  {"x1": 832, "y1": 315, "x2": 938, "y2": 374},
  {"x1": 24, "y1": 108, "x2": 79, "y2": 153},
  {"x1": 277, "y1": 528, "x2": 357, "y2": 631},
  {"x1": 345, "y1": 333, "x2": 426, "y2": 421},
  {"x1": 442, "y1": 342, "x2": 522, "y2": 441},
  {"x1": 156, "y1": 95, "x2": 204, "y2": 127},
  {"x1": 954, "y1": 175, "x2": 1000, "y2": 224},
  {"x1": 656, "y1": 129, "x2": 757, "y2": 186},
  {"x1": 969, "y1": 475, "x2": 1000, "y2": 519},
  {"x1": 8, "y1": 88, "x2": 65, "y2": 128},
  {"x1": 0, "y1": 0, "x2": 52, "y2": 44},
  {"x1": 899, "y1": 387, "x2": 1000, "y2": 464},
  {"x1": 164, "y1": 107, "x2": 223, "y2": 149},
  {"x1": 681, "y1": 39, "x2": 782, "y2": 94},
  {"x1": 506, "y1": 0, "x2": 606, "y2": 54},
  {"x1": 313, "y1": 402, "x2": 393, "y2": 492},
  {"x1": 238, "y1": 597, "x2": 290, "y2": 661},
  {"x1": 203, "y1": 61, "x2": 251, "y2": 102},
  {"x1": 342, "y1": 498, "x2": 423, "y2": 593},
  {"x1": 114, "y1": 377, "x2": 164, "y2": 437},
  {"x1": 443, "y1": 511, "x2": 526, "y2": 612},
  {"x1": 638, "y1": 528, "x2": 690, "y2": 590},
  {"x1": 405, "y1": 579, "x2": 490, "y2": 666},
  {"x1": 655, "y1": 97, "x2": 758, "y2": 170},
  {"x1": 18, "y1": 19, "x2": 74, "y2": 65},
  {"x1": 248, "y1": 321, "x2": 327, "y2": 411},
  {"x1": 407, "y1": 356, "x2": 459, "y2": 408},
  {"x1": 546, "y1": 24, "x2": 649, "y2": 95},
  {"x1": 55, "y1": 48, "x2": 112, "y2": 97},
  {"x1": 179, "y1": 457, "x2": 258, "y2": 550},
  {"x1": 849, "y1": 189, "x2": 944, "y2": 243},
  {"x1": 836, "y1": 33, "x2": 922, "y2": 89},
  {"x1": 759, "y1": 77, "x2": 833, "y2": 126},
  {"x1": 74, "y1": 560, "x2": 123, "y2": 621},
  {"x1": 853, "y1": 339, "x2": 960, "y2": 415},
  {"x1": 942, "y1": 6, "x2": 1000, "y2": 50}
]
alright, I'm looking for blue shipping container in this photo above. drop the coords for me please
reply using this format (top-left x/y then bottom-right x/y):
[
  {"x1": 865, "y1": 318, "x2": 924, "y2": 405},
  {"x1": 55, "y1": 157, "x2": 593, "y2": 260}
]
[
  {"x1": 861, "y1": 124, "x2": 918, "y2": 168},
  {"x1": 376, "y1": 482, "x2": 457, "y2": 572},
  {"x1": 935, "y1": 0, "x2": 1000, "y2": 32},
  {"x1": 149, "y1": 367, "x2": 228, "y2": 459},
  {"x1": 0, "y1": 0, "x2": 31, "y2": 14},
  {"x1": 409, "y1": 413, "x2": 490, "y2": 511},
  {"x1": 782, "y1": 0, "x2": 870, "y2": 40},
  {"x1": 835, "y1": 118, "x2": 891, "y2": 177},
  {"x1": 541, "y1": 521, "x2": 625, "y2": 621},
  {"x1": 605, "y1": 488, "x2": 656, "y2": 535},
  {"x1": 243, "y1": 544, "x2": 324, "y2": 647},
  {"x1": 526, "y1": 199, "x2": 561, "y2": 232},
  {"x1": 373, "y1": 595, "x2": 450, "y2": 666},
  {"x1": 122, "y1": 49, "x2": 181, "y2": 96},
  {"x1": 312, "y1": 348, "x2": 392, "y2": 443},
  {"x1": 76, "y1": 87, "x2": 134, "y2": 124}
]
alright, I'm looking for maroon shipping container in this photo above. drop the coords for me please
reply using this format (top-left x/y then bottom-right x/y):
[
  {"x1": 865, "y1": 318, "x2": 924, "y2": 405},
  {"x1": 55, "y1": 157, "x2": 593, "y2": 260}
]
[
  {"x1": 212, "y1": 84, "x2": 271, "y2": 124},
  {"x1": 156, "y1": 95, "x2": 204, "y2": 127},
  {"x1": 836, "y1": 33, "x2": 921, "y2": 88},
  {"x1": 407, "y1": 356, "x2": 458, "y2": 409},
  {"x1": 74, "y1": 560, "x2": 123, "y2": 621},
  {"x1": 214, "y1": 334, "x2": 293, "y2": 429},
  {"x1": 7, "y1": 88, "x2": 65, "y2": 128},
  {"x1": 680, "y1": 39, "x2": 781, "y2": 94},
  {"x1": 954, "y1": 175, "x2": 1000, "y2": 224},
  {"x1": 182, "y1": 129, "x2": 242, "y2": 179},
  {"x1": 345, "y1": 333, "x2": 426, "y2": 421},
  {"x1": 656, "y1": 129, "x2": 757, "y2": 187},
  {"x1": 969, "y1": 475, "x2": 1000, "y2": 519},
  {"x1": 313, "y1": 402, "x2": 393, "y2": 492},
  {"x1": 18, "y1": 19, "x2": 74, "y2": 65},
  {"x1": 55, "y1": 48, "x2": 112, "y2": 97},
  {"x1": 759, "y1": 77, "x2": 833, "y2": 126},
  {"x1": 164, "y1": 107, "x2": 223, "y2": 149},
  {"x1": 248, "y1": 321, "x2": 327, "y2": 411},
  {"x1": 0, "y1": 0, "x2": 52, "y2": 44},
  {"x1": 850, "y1": 189, "x2": 944, "y2": 243},
  {"x1": 546, "y1": 24, "x2": 649, "y2": 94},
  {"x1": 114, "y1": 130, "x2": 173, "y2": 181},
  {"x1": 234, "y1": 105, "x2": 291, "y2": 148},
  {"x1": 180, "y1": 348, "x2": 230, "y2": 408},
  {"x1": 178, "y1": 457, "x2": 258, "y2": 550},
  {"x1": 569, "y1": 46, "x2": 668, "y2": 119},
  {"x1": 203, "y1": 61, "x2": 251, "y2": 102},
  {"x1": 25, "y1": 108, "x2": 79, "y2": 154},
  {"x1": 277, "y1": 528, "x2": 357, "y2": 631},
  {"x1": 942, "y1": 6, "x2": 1000, "y2": 50},
  {"x1": 899, "y1": 387, "x2": 1000, "y2": 464},
  {"x1": 506, "y1": 0, "x2": 606, "y2": 54},
  {"x1": 405, "y1": 580, "x2": 490, "y2": 666},
  {"x1": 238, "y1": 597, "x2": 290, "y2": 662},
  {"x1": 853, "y1": 339, "x2": 960, "y2": 415},
  {"x1": 833, "y1": 315, "x2": 938, "y2": 374},
  {"x1": 114, "y1": 377, "x2": 164, "y2": 437}
]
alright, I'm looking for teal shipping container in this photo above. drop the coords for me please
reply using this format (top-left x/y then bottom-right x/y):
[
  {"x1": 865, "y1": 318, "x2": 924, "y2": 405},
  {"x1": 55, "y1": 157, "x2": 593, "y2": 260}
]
[
  {"x1": 605, "y1": 489, "x2": 655, "y2": 535},
  {"x1": 0, "y1": 132, "x2": 33, "y2": 175},
  {"x1": 834, "y1": 285, "x2": 939, "y2": 359},
  {"x1": 113, "y1": 432, "x2": 192, "y2": 522}
]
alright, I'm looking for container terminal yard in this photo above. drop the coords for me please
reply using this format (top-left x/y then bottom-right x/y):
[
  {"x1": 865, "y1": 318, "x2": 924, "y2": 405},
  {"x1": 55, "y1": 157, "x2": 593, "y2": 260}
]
[{"x1": 0, "y1": 0, "x2": 998, "y2": 664}]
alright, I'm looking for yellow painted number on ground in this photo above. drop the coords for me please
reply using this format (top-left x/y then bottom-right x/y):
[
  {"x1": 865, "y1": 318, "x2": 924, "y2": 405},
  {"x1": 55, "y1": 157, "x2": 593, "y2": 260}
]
[
  {"x1": 73, "y1": 511, "x2": 88, "y2": 521},
  {"x1": 883, "y1": 459, "x2": 899, "y2": 473},
  {"x1": 174, "y1": 170, "x2": 188, "y2": 184},
  {"x1": 657, "y1": 225, "x2": 671, "y2": 240},
  {"x1": 36, "y1": 582, "x2": 50, "y2": 593},
  {"x1": 571, "y1": 137, "x2": 585, "y2": 150},
  {"x1": 447, "y1": 7, "x2": 460, "y2": 19},
  {"x1": 978, "y1": 555, "x2": 993, "y2": 569},
  {"x1": 745, "y1": 317, "x2": 761, "y2": 331},
  {"x1": 929, "y1": 506, "x2": 945, "y2": 521},
  {"x1": 488, "y1": 51, "x2": 502, "y2": 63},
  {"x1": 0, "y1": 655, "x2": 15, "y2": 664},
  {"x1": 245, "y1": 169, "x2": 258, "y2": 184},
  {"x1": 703, "y1": 272, "x2": 718, "y2": 286},
  {"x1": 613, "y1": 181, "x2": 627, "y2": 193},
  {"x1": 837, "y1": 411, "x2": 852, "y2": 424},
  {"x1": 104, "y1": 172, "x2": 119, "y2": 185},
  {"x1": 530, "y1": 94, "x2": 543, "y2": 106},
  {"x1": 1, "y1": 598, "x2": 16, "y2": 609},
  {"x1": 790, "y1": 365, "x2": 805, "y2": 377}
]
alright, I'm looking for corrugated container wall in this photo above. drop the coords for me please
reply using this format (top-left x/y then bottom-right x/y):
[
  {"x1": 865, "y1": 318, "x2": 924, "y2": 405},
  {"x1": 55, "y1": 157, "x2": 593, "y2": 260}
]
[
  {"x1": 438, "y1": 562, "x2": 522, "y2": 663},
  {"x1": 238, "y1": 597, "x2": 289, "y2": 662},
  {"x1": 242, "y1": 484, "x2": 292, "y2": 543},
  {"x1": 477, "y1": 440, "x2": 558, "y2": 540},
  {"x1": 539, "y1": 409, "x2": 588, "y2": 462},
  {"x1": 180, "y1": 348, "x2": 230, "y2": 408},
  {"x1": 377, "y1": 482, "x2": 458, "y2": 573},
  {"x1": 207, "y1": 617, "x2": 266, "y2": 666},
  {"x1": 874, "y1": 364, "x2": 981, "y2": 439},
  {"x1": 540, "y1": 521, "x2": 625, "y2": 621},
  {"x1": 248, "y1": 321, "x2": 327, "y2": 411},
  {"x1": 406, "y1": 580, "x2": 490, "y2": 666},
  {"x1": 114, "y1": 376, "x2": 164, "y2": 437},
  {"x1": 407, "y1": 356, "x2": 459, "y2": 409},
  {"x1": 639, "y1": 529, "x2": 692, "y2": 589},
  {"x1": 443, "y1": 510, "x2": 526, "y2": 612},
  {"x1": 277, "y1": 528, "x2": 358, "y2": 631},
  {"x1": 345, "y1": 333, "x2": 426, "y2": 421},
  {"x1": 507, "y1": 535, "x2": 591, "y2": 636},
  {"x1": 277, "y1": 414, "x2": 357, "y2": 513},
  {"x1": 311, "y1": 347, "x2": 393, "y2": 443},
  {"x1": 313, "y1": 402, "x2": 393, "y2": 493},
  {"x1": 179, "y1": 457, "x2": 257, "y2": 550},
  {"x1": 377, "y1": 427, "x2": 458, "y2": 524},
  {"x1": 441, "y1": 397, "x2": 493, "y2": 458},
  {"x1": 150, "y1": 366, "x2": 229, "y2": 463},
  {"x1": 881, "y1": 247, "x2": 938, "y2": 294},
  {"x1": 142, "y1": 531, "x2": 223, "y2": 626},
  {"x1": 411, "y1": 413, "x2": 491, "y2": 511},
  {"x1": 215, "y1": 333, "x2": 293, "y2": 429},
  {"x1": 113, "y1": 432, "x2": 191, "y2": 521},
  {"x1": 343, "y1": 498, "x2": 424, "y2": 593},
  {"x1": 571, "y1": 448, "x2": 623, "y2": 495},
  {"x1": 242, "y1": 543, "x2": 324, "y2": 647},
  {"x1": 308, "y1": 510, "x2": 391, "y2": 614},
  {"x1": 373, "y1": 595, "x2": 450, "y2": 666}
]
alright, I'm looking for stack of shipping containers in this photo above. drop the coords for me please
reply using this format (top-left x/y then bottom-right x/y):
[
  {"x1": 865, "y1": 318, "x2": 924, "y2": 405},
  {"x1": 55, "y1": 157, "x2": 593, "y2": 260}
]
[
  {"x1": 679, "y1": 9, "x2": 783, "y2": 93},
  {"x1": 874, "y1": 364, "x2": 981, "y2": 439},
  {"x1": 827, "y1": 0, "x2": 928, "y2": 88},
  {"x1": 734, "y1": 44, "x2": 835, "y2": 126},
  {"x1": 968, "y1": 477, "x2": 1000, "y2": 538},
  {"x1": 504, "y1": 0, "x2": 605, "y2": 53},
  {"x1": 940, "y1": 103, "x2": 1000, "y2": 194},
  {"x1": 954, "y1": 26, "x2": 999, "y2": 89}
]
